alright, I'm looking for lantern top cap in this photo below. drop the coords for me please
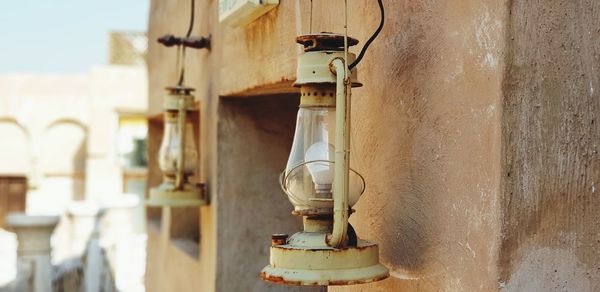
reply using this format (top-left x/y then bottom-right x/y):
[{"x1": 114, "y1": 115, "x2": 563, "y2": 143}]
[
  {"x1": 165, "y1": 85, "x2": 195, "y2": 95},
  {"x1": 296, "y1": 33, "x2": 359, "y2": 52}
]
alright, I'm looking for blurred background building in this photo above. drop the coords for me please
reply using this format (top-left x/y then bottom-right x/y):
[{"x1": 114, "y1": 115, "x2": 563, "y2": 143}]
[{"x1": 0, "y1": 31, "x2": 148, "y2": 292}]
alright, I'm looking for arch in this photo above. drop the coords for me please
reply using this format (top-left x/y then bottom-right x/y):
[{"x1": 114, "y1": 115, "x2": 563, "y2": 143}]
[
  {"x1": 39, "y1": 119, "x2": 88, "y2": 201},
  {"x1": 0, "y1": 117, "x2": 31, "y2": 175},
  {"x1": 44, "y1": 118, "x2": 88, "y2": 134},
  {"x1": 0, "y1": 116, "x2": 31, "y2": 143},
  {"x1": 40, "y1": 119, "x2": 87, "y2": 175}
]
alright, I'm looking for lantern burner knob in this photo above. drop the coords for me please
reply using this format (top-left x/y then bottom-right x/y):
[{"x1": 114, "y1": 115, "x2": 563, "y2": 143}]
[
  {"x1": 271, "y1": 234, "x2": 288, "y2": 246},
  {"x1": 296, "y1": 33, "x2": 359, "y2": 52}
]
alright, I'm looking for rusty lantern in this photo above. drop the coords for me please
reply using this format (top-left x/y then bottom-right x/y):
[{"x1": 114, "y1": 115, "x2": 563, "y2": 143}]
[
  {"x1": 260, "y1": 33, "x2": 389, "y2": 286},
  {"x1": 147, "y1": 86, "x2": 206, "y2": 207}
]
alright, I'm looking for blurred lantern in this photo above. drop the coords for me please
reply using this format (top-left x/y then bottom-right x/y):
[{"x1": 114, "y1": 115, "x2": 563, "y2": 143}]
[
  {"x1": 260, "y1": 33, "x2": 389, "y2": 286},
  {"x1": 147, "y1": 86, "x2": 206, "y2": 207}
]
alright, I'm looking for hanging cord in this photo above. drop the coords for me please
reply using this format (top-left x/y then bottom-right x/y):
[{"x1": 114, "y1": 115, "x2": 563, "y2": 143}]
[
  {"x1": 178, "y1": 48, "x2": 187, "y2": 85},
  {"x1": 348, "y1": 0, "x2": 384, "y2": 70},
  {"x1": 309, "y1": 0, "x2": 313, "y2": 33},
  {"x1": 178, "y1": 0, "x2": 196, "y2": 86},
  {"x1": 175, "y1": 45, "x2": 182, "y2": 84},
  {"x1": 185, "y1": 0, "x2": 195, "y2": 38}
]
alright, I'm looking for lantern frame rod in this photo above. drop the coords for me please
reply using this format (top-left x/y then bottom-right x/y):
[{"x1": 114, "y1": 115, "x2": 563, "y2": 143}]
[
  {"x1": 327, "y1": 57, "x2": 349, "y2": 248},
  {"x1": 175, "y1": 98, "x2": 187, "y2": 189}
]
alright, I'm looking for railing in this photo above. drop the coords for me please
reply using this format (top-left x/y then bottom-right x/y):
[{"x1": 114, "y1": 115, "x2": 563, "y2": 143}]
[{"x1": 4, "y1": 194, "x2": 145, "y2": 292}]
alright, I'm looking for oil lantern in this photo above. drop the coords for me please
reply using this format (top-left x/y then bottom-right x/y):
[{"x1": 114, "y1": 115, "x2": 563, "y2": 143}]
[
  {"x1": 260, "y1": 33, "x2": 389, "y2": 286},
  {"x1": 147, "y1": 86, "x2": 206, "y2": 207}
]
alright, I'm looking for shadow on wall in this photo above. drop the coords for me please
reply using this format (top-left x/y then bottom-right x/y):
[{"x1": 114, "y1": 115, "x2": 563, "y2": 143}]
[
  {"x1": 348, "y1": 5, "x2": 448, "y2": 279},
  {"x1": 217, "y1": 94, "x2": 324, "y2": 292}
]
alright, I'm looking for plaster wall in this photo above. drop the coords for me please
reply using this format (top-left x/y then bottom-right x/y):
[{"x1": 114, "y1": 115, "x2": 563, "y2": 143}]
[
  {"x1": 145, "y1": 0, "x2": 600, "y2": 291},
  {"x1": 499, "y1": 1, "x2": 600, "y2": 290},
  {"x1": 147, "y1": 0, "x2": 504, "y2": 291},
  {"x1": 333, "y1": 0, "x2": 505, "y2": 290}
]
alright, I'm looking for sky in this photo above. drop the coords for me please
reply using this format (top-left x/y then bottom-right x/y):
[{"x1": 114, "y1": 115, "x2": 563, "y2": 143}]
[{"x1": 0, "y1": 0, "x2": 149, "y2": 74}]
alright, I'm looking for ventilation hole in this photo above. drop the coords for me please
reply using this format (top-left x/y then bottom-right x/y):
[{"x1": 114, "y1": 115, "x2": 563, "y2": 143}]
[
  {"x1": 308, "y1": 93, "x2": 311, "y2": 96},
  {"x1": 312, "y1": 71, "x2": 316, "y2": 74}
]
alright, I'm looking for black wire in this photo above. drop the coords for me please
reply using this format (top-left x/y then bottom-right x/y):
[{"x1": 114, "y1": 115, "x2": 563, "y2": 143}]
[
  {"x1": 178, "y1": 48, "x2": 186, "y2": 85},
  {"x1": 185, "y1": 0, "x2": 195, "y2": 38},
  {"x1": 348, "y1": 0, "x2": 384, "y2": 70},
  {"x1": 178, "y1": 0, "x2": 195, "y2": 85}
]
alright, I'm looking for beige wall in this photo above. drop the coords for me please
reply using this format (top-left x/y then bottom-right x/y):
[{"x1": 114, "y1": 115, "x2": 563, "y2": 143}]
[
  {"x1": 499, "y1": 0, "x2": 600, "y2": 290},
  {"x1": 146, "y1": 0, "x2": 598, "y2": 291}
]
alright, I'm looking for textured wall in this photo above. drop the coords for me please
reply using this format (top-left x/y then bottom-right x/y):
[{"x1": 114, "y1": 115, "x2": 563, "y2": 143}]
[
  {"x1": 499, "y1": 0, "x2": 600, "y2": 290},
  {"x1": 332, "y1": 0, "x2": 506, "y2": 291},
  {"x1": 146, "y1": 0, "x2": 600, "y2": 291},
  {"x1": 147, "y1": 0, "x2": 505, "y2": 290}
]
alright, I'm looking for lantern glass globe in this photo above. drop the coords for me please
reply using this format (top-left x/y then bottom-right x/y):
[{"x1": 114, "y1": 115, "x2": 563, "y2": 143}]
[
  {"x1": 283, "y1": 107, "x2": 364, "y2": 212},
  {"x1": 158, "y1": 112, "x2": 198, "y2": 178}
]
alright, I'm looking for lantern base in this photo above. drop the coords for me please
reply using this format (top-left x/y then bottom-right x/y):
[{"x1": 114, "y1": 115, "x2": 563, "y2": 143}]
[
  {"x1": 147, "y1": 182, "x2": 206, "y2": 207},
  {"x1": 261, "y1": 238, "x2": 389, "y2": 286}
]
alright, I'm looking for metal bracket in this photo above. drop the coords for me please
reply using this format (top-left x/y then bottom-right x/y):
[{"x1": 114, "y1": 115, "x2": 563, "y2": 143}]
[{"x1": 157, "y1": 34, "x2": 211, "y2": 50}]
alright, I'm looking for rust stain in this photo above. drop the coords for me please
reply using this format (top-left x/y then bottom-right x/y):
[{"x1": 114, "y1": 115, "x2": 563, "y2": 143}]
[
  {"x1": 296, "y1": 33, "x2": 359, "y2": 52},
  {"x1": 328, "y1": 273, "x2": 389, "y2": 286},
  {"x1": 260, "y1": 272, "x2": 304, "y2": 286},
  {"x1": 271, "y1": 234, "x2": 288, "y2": 246},
  {"x1": 275, "y1": 244, "x2": 372, "y2": 253},
  {"x1": 260, "y1": 271, "x2": 389, "y2": 286}
]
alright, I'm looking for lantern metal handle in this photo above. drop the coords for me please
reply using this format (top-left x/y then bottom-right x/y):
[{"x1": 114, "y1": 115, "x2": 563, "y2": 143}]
[
  {"x1": 327, "y1": 57, "x2": 351, "y2": 248},
  {"x1": 175, "y1": 97, "x2": 187, "y2": 189}
]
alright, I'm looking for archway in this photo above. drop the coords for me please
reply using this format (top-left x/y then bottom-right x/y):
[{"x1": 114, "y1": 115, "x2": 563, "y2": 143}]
[{"x1": 30, "y1": 119, "x2": 87, "y2": 214}]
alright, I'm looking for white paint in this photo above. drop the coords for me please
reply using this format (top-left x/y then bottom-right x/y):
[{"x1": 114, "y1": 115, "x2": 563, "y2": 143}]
[
  {"x1": 501, "y1": 248, "x2": 595, "y2": 291},
  {"x1": 475, "y1": 9, "x2": 502, "y2": 70},
  {"x1": 458, "y1": 241, "x2": 476, "y2": 258},
  {"x1": 487, "y1": 104, "x2": 496, "y2": 117},
  {"x1": 445, "y1": 62, "x2": 464, "y2": 83}
]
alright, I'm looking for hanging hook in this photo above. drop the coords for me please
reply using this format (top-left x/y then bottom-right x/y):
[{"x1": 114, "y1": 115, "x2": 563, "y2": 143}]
[{"x1": 157, "y1": 0, "x2": 210, "y2": 86}]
